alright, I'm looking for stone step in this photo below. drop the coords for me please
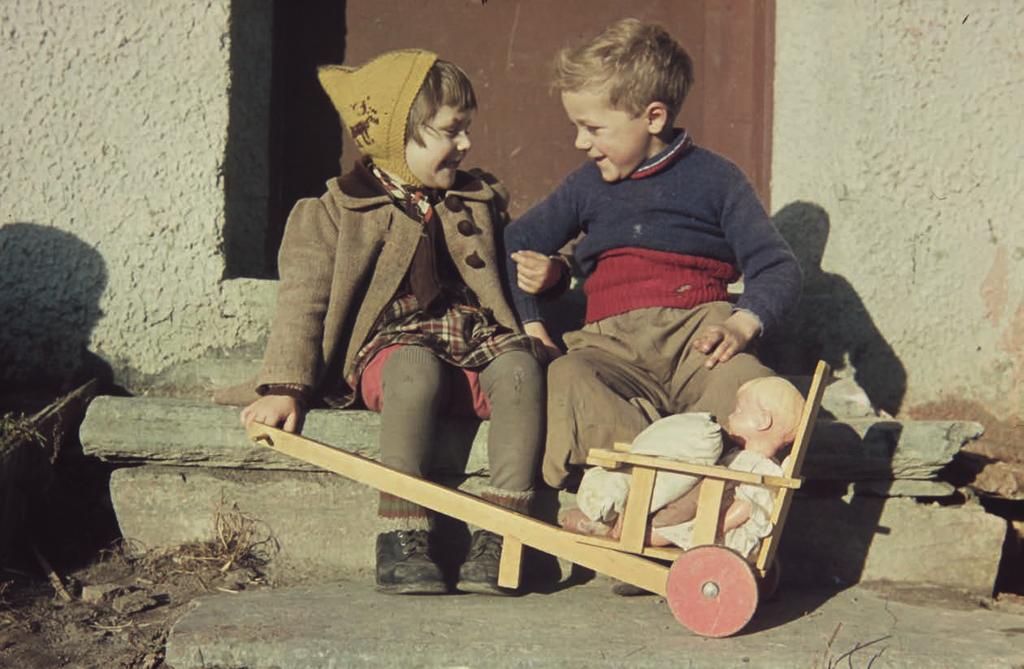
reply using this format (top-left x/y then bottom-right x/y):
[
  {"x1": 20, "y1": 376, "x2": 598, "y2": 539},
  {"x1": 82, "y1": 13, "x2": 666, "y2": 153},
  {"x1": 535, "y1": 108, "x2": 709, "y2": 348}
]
[
  {"x1": 81, "y1": 396, "x2": 1002, "y2": 594},
  {"x1": 110, "y1": 464, "x2": 1006, "y2": 595},
  {"x1": 162, "y1": 581, "x2": 1024, "y2": 669},
  {"x1": 81, "y1": 396, "x2": 983, "y2": 483},
  {"x1": 108, "y1": 465, "x2": 567, "y2": 584}
]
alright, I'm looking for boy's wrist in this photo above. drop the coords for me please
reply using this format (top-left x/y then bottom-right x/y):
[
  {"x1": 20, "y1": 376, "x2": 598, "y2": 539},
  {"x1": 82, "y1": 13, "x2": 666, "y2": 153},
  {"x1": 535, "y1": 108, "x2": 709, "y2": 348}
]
[
  {"x1": 544, "y1": 254, "x2": 573, "y2": 297},
  {"x1": 511, "y1": 295, "x2": 543, "y2": 323},
  {"x1": 727, "y1": 309, "x2": 762, "y2": 340}
]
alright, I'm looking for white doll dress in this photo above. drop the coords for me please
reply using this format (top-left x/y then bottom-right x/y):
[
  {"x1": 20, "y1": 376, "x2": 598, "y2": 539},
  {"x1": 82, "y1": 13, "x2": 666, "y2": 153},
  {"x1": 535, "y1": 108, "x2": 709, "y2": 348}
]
[
  {"x1": 652, "y1": 448, "x2": 783, "y2": 558},
  {"x1": 576, "y1": 413, "x2": 723, "y2": 524}
]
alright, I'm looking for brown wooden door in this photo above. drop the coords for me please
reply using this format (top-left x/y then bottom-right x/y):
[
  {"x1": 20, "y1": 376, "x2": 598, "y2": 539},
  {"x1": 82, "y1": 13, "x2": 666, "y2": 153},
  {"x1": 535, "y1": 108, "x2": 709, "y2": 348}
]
[{"x1": 267, "y1": 0, "x2": 774, "y2": 268}]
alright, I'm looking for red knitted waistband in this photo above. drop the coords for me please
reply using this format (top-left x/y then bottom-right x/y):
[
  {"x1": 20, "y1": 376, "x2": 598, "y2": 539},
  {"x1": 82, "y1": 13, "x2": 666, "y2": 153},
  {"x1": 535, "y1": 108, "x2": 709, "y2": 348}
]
[{"x1": 584, "y1": 247, "x2": 739, "y2": 323}]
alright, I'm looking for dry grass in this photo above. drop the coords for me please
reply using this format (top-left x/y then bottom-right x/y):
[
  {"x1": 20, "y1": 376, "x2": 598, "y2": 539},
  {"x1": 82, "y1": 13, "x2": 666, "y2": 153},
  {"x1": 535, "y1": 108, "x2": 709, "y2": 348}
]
[
  {"x1": 817, "y1": 622, "x2": 890, "y2": 669},
  {"x1": 0, "y1": 412, "x2": 43, "y2": 447},
  {"x1": 132, "y1": 496, "x2": 279, "y2": 582},
  {"x1": 0, "y1": 579, "x2": 15, "y2": 627}
]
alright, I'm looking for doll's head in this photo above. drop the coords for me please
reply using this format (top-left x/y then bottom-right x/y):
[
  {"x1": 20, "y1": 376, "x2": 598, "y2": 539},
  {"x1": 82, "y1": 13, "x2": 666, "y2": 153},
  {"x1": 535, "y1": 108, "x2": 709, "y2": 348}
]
[{"x1": 724, "y1": 376, "x2": 804, "y2": 459}]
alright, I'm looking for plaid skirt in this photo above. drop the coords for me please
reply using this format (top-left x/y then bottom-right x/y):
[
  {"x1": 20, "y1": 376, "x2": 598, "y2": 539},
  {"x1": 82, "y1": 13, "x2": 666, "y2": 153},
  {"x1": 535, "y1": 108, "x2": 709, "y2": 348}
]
[{"x1": 347, "y1": 291, "x2": 537, "y2": 391}]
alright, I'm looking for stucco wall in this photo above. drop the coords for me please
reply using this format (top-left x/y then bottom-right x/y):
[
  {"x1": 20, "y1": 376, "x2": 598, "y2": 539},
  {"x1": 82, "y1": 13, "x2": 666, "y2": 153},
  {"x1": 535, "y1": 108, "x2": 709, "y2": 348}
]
[
  {"x1": 4, "y1": 1, "x2": 1022, "y2": 427},
  {"x1": 0, "y1": 1, "x2": 271, "y2": 390},
  {"x1": 771, "y1": 0, "x2": 1024, "y2": 422}
]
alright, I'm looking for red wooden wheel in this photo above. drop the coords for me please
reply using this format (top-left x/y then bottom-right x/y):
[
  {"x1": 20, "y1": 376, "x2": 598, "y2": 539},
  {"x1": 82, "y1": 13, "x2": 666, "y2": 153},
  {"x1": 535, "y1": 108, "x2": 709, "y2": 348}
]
[{"x1": 666, "y1": 545, "x2": 759, "y2": 637}]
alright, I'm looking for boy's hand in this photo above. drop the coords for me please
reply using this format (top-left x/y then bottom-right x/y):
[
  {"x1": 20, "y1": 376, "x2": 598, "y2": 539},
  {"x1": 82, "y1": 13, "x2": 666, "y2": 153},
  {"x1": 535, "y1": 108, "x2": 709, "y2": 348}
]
[
  {"x1": 510, "y1": 251, "x2": 566, "y2": 295},
  {"x1": 524, "y1": 320, "x2": 563, "y2": 363},
  {"x1": 691, "y1": 310, "x2": 761, "y2": 369},
  {"x1": 241, "y1": 395, "x2": 306, "y2": 434}
]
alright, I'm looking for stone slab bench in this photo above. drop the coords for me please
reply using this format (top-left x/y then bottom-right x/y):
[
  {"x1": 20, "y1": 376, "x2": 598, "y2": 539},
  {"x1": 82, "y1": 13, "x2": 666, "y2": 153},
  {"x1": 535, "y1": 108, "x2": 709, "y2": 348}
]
[
  {"x1": 80, "y1": 396, "x2": 490, "y2": 474},
  {"x1": 81, "y1": 396, "x2": 982, "y2": 485},
  {"x1": 78, "y1": 396, "x2": 1005, "y2": 594}
]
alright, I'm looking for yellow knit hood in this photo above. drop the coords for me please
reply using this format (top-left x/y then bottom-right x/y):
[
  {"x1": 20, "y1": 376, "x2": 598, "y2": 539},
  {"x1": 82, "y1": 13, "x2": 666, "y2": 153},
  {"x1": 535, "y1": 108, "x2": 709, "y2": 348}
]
[{"x1": 318, "y1": 49, "x2": 438, "y2": 184}]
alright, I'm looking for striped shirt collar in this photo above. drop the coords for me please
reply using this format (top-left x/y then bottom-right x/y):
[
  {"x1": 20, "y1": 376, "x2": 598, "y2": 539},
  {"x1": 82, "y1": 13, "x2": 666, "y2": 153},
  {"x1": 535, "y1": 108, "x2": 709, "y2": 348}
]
[{"x1": 630, "y1": 129, "x2": 693, "y2": 180}]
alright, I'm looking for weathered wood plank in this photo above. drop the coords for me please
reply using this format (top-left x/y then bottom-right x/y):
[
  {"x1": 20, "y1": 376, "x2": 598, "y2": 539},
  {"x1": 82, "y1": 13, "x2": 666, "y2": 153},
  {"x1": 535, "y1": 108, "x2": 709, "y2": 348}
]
[
  {"x1": 80, "y1": 397, "x2": 983, "y2": 484},
  {"x1": 81, "y1": 396, "x2": 488, "y2": 474}
]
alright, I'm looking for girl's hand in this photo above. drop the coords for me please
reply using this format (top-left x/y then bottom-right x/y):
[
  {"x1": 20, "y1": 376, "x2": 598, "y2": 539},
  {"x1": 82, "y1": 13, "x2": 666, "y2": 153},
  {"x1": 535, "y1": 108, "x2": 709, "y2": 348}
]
[
  {"x1": 240, "y1": 395, "x2": 306, "y2": 434},
  {"x1": 524, "y1": 320, "x2": 563, "y2": 363}
]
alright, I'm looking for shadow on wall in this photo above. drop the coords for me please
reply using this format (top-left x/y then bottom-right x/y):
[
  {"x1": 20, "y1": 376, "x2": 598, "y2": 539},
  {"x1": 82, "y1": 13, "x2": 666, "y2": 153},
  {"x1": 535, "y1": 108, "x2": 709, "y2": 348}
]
[
  {"x1": 0, "y1": 223, "x2": 113, "y2": 396},
  {"x1": 763, "y1": 202, "x2": 907, "y2": 416}
]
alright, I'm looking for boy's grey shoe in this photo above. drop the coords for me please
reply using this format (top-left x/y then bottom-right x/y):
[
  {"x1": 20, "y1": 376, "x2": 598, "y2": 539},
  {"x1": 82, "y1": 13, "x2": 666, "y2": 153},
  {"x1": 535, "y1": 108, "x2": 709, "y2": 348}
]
[
  {"x1": 457, "y1": 530, "x2": 512, "y2": 596},
  {"x1": 375, "y1": 530, "x2": 447, "y2": 595}
]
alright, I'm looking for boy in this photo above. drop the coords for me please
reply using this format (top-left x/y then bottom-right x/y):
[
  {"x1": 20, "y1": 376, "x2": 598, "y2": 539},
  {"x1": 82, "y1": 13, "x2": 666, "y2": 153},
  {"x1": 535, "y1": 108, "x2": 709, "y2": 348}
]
[
  {"x1": 505, "y1": 19, "x2": 801, "y2": 490},
  {"x1": 228, "y1": 50, "x2": 544, "y2": 595}
]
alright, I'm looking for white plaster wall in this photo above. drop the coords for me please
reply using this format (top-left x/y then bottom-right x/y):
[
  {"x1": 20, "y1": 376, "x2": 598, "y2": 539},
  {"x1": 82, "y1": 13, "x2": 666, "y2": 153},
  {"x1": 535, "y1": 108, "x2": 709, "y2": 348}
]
[
  {"x1": 772, "y1": 1, "x2": 1024, "y2": 420},
  {"x1": 0, "y1": 1, "x2": 270, "y2": 389}
]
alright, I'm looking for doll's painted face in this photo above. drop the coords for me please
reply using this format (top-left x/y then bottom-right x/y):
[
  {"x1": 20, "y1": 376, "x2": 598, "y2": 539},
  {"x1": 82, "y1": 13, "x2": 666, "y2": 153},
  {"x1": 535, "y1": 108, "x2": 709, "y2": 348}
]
[
  {"x1": 725, "y1": 377, "x2": 804, "y2": 458},
  {"x1": 405, "y1": 105, "x2": 473, "y2": 189},
  {"x1": 724, "y1": 385, "x2": 765, "y2": 448}
]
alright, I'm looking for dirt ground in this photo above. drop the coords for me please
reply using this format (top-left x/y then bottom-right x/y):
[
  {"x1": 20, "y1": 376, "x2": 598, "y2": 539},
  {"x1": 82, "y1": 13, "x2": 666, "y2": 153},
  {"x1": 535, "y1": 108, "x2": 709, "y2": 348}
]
[
  {"x1": 3, "y1": 551, "x2": 1024, "y2": 669},
  {"x1": 0, "y1": 468, "x2": 276, "y2": 669},
  {"x1": 1, "y1": 546, "x2": 269, "y2": 669},
  {"x1": 1, "y1": 388, "x2": 275, "y2": 669}
]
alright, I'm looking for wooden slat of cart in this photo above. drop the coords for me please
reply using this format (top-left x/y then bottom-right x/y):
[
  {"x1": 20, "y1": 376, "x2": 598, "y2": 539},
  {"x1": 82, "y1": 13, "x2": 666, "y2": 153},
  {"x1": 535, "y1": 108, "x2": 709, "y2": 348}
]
[
  {"x1": 571, "y1": 533, "x2": 682, "y2": 561},
  {"x1": 589, "y1": 449, "x2": 802, "y2": 490},
  {"x1": 247, "y1": 424, "x2": 671, "y2": 596},
  {"x1": 755, "y1": 360, "x2": 830, "y2": 573},
  {"x1": 617, "y1": 466, "x2": 657, "y2": 553}
]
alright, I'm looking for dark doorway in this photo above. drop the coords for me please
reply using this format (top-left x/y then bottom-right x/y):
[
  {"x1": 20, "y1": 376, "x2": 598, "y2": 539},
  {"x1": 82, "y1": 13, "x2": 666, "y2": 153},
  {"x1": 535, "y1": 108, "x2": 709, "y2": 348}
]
[{"x1": 263, "y1": 0, "x2": 347, "y2": 277}]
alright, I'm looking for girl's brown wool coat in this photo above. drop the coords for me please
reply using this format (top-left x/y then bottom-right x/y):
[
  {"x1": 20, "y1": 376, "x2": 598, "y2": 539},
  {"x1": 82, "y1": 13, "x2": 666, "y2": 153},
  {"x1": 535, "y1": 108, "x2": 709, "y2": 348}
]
[{"x1": 226, "y1": 164, "x2": 521, "y2": 408}]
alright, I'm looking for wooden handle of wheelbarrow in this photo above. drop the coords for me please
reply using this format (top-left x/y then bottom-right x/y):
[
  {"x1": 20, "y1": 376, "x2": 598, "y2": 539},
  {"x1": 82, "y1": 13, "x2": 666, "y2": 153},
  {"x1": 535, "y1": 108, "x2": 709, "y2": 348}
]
[{"x1": 246, "y1": 423, "x2": 672, "y2": 596}]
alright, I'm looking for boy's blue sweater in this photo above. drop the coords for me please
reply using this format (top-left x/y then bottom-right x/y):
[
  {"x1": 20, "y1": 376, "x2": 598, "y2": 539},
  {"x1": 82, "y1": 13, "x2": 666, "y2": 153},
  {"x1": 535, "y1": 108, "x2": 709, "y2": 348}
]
[{"x1": 503, "y1": 136, "x2": 801, "y2": 336}]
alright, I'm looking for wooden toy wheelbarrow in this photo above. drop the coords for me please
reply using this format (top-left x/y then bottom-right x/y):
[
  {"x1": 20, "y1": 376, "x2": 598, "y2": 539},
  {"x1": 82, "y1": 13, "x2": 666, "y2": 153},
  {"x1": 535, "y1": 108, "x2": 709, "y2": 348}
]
[{"x1": 246, "y1": 360, "x2": 828, "y2": 638}]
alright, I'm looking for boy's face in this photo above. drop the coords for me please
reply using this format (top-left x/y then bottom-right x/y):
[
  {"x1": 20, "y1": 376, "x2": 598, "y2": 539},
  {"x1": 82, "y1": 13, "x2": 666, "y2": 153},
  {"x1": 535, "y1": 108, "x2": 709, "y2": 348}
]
[
  {"x1": 405, "y1": 105, "x2": 473, "y2": 189},
  {"x1": 560, "y1": 89, "x2": 667, "y2": 183}
]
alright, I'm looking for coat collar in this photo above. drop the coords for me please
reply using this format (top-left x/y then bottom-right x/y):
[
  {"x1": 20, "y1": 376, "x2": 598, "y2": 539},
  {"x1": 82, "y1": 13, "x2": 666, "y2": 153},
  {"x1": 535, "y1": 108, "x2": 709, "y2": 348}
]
[{"x1": 331, "y1": 159, "x2": 496, "y2": 211}]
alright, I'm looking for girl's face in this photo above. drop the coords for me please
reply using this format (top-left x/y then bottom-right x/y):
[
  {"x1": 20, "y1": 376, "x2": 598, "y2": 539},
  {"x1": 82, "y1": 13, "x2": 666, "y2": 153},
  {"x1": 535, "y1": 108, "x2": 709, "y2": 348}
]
[{"x1": 404, "y1": 105, "x2": 473, "y2": 189}]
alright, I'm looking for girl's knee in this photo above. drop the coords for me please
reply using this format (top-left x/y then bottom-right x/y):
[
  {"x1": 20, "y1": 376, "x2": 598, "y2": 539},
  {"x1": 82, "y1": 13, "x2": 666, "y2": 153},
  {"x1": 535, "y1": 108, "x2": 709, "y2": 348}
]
[
  {"x1": 381, "y1": 347, "x2": 447, "y2": 405},
  {"x1": 484, "y1": 351, "x2": 544, "y2": 402},
  {"x1": 503, "y1": 351, "x2": 544, "y2": 383}
]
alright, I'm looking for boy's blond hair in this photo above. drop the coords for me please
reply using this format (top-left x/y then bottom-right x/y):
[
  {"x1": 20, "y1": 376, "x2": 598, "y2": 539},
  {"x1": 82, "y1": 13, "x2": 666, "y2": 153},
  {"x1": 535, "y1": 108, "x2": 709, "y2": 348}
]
[
  {"x1": 553, "y1": 18, "x2": 694, "y2": 120},
  {"x1": 406, "y1": 60, "x2": 477, "y2": 146}
]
